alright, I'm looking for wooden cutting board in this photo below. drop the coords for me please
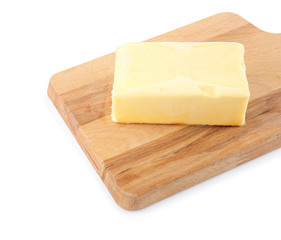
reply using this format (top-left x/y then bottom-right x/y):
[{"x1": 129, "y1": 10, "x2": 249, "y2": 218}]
[{"x1": 48, "y1": 12, "x2": 281, "y2": 210}]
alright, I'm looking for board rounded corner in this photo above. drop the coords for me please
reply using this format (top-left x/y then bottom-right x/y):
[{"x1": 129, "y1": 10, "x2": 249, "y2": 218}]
[{"x1": 103, "y1": 170, "x2": 145, "y2": 211}]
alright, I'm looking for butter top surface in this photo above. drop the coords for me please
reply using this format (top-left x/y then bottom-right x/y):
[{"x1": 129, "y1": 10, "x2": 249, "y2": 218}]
[{"x1": 113, "y1": 42, "x2": 249, "y2": 96}]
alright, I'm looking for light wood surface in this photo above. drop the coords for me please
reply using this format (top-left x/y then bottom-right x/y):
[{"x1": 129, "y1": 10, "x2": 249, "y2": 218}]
[{"x1": 48, "y1": 12, "x2": 281, "y2": 210}]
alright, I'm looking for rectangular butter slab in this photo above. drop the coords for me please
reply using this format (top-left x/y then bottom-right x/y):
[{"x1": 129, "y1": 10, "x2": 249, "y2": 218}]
[{"x1": 112, "y1": 42, "x2": 250, "y2": 126}]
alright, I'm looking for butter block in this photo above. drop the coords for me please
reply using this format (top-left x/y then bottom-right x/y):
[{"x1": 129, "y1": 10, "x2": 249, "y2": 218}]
[{"x1": 112, "y1": 42, "x2": 250, "y2": 126}]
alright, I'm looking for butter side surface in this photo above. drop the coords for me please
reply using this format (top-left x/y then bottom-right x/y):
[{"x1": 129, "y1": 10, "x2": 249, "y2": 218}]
[{"x1": 112, "y1": 42, "x2": 250, "y2": 126}]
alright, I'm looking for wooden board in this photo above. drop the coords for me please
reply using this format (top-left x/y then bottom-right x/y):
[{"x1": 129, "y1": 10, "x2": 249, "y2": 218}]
[{"x1": 48, "y1": 12, "x2": 281, "y2": 210}]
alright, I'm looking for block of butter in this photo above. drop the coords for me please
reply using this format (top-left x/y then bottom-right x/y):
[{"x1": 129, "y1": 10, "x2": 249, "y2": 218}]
[{"x1": 112, "y1": 42, "x2": 250, "y2": 126}]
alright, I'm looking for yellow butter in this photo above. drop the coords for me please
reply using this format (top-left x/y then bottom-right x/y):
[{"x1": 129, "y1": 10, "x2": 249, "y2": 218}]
[{"x1": 112, "y1": 42, "x2": 250, "y2": 126}]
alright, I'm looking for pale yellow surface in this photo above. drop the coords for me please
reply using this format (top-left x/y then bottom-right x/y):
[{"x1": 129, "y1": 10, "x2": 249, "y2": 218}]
[{"x1": 112, "y1": 42, "x2": 250, "y2": 126}]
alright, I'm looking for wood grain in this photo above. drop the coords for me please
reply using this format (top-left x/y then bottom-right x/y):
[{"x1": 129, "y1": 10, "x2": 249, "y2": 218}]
[{"x1": 48, "y1": 12, "x2": 281, "y2": 210}]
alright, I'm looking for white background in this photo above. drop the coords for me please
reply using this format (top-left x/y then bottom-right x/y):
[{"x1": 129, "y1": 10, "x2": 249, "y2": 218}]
[{"x1": 1, "y1": 0, "x2": 280, "y2": 239}]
